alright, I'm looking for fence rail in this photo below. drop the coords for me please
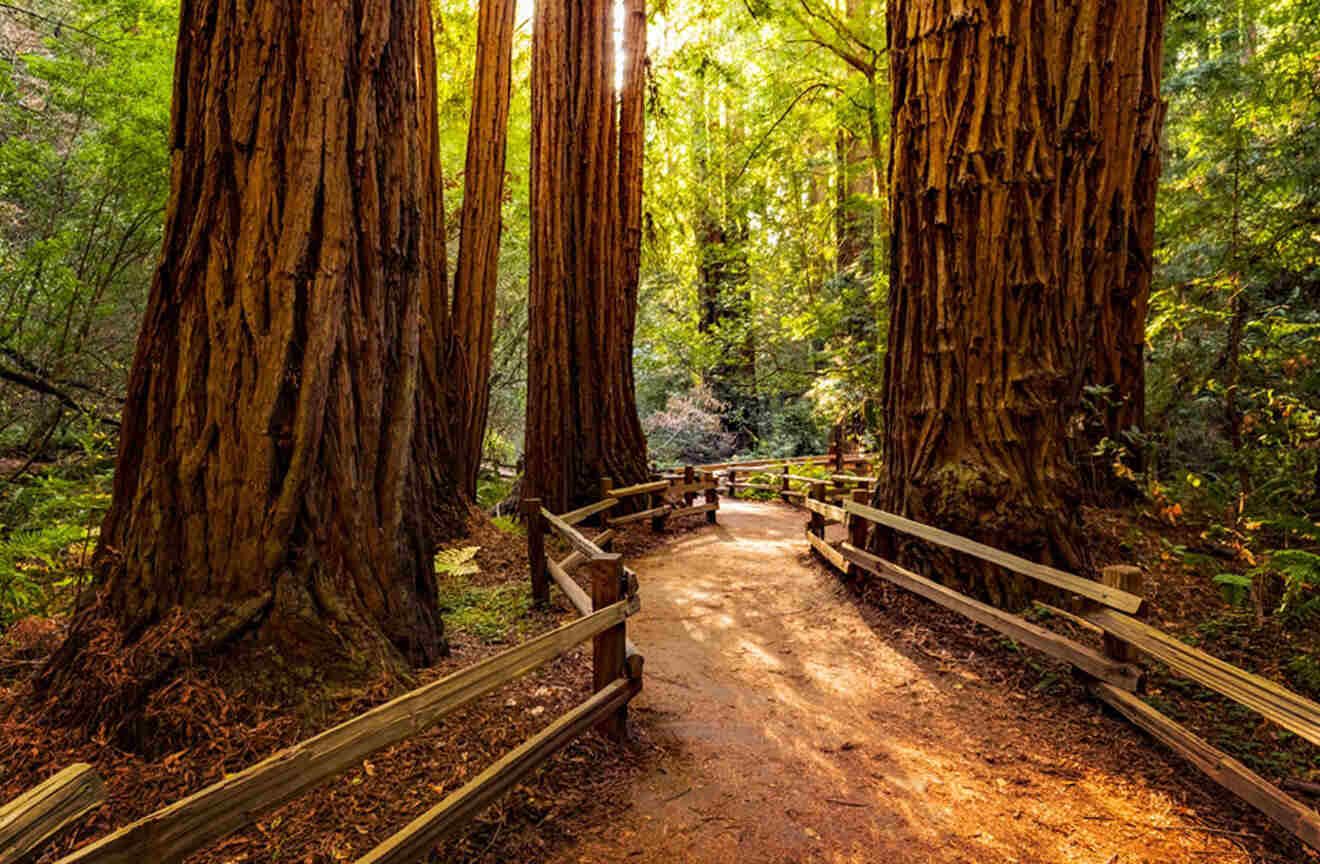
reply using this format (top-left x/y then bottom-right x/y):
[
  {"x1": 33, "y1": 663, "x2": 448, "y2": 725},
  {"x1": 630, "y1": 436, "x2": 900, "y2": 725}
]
[
  {"x1": 800, "y1": 494, "x2": 1320, "y2": 852},
  {"x1": 0, "y1": 765, "x2": 103, "y2": 864},
  {"x1": 8, "y1": 596, "x2": 639, "y2": 863}
]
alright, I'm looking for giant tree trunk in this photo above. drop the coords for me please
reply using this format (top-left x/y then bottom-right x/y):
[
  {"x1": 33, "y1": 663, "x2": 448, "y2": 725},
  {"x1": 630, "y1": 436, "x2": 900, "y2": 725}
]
[
  {"x1": 880, "y1": 0, "x2": 1164, "y2": 606},
  {"x1": 41, "y1": 0, "x2": 459, "y2": 733},
  {"x1": 450, "y1": 0, "x2": 516, "y2": 499},
  {"x1": 527, "y1": 0, "x2": 649, "y2": 513}
]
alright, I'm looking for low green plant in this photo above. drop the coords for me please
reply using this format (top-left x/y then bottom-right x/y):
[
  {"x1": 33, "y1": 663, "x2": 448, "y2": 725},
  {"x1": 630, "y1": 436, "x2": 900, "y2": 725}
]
[
  {"x1": 1213, "y1": 571, "x2": 1253, "y2": 607},
  {"x1": 1286, "y1": 653, "x2": 1320, "y2": 700},
  {"x1": 0, "y1": 459, "x2": 111, "y2": 628},
  {"x1": 490, "y1": 515, "x2": 524, "y2": 536},
  {"x1": 436, "y1": 577, "x2": 534, "y2": 643},
  {"x1": 434, "y1": 546, "x2": 481, "y2": 578},
  {"x1": 1266, "y1": 549, "x2": 1320, "y2": 623},
  {"x1": 434, "y1": 545, "x2": 533, "y2": 643}
]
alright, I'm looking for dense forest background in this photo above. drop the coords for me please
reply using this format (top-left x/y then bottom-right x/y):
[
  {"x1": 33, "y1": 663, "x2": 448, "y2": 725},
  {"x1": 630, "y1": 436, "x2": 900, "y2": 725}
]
[{"x1": 0, "y1": 0, "x2": 1317, "y2": 644}]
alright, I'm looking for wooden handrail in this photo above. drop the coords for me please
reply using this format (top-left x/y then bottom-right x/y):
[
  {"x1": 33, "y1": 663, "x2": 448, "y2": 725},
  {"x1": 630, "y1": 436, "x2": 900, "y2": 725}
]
[
  {"x1": 1085, "y1": 608, "x2": 1320, "y2": 746},
  {"x1": 607, "y1": 505, "x2": 668, "y2": 526},
  {"x1": 542, "y1": 508, "x2": 617, "y2": 562},
  {"x1": 1093, "y1": 683, "x2": 1320, "y2": 851},
  {"x1": 609, "y1": 480, "x2": 669, "y2": 498},
  {"x1": 51, "y1": 600, "x2": 638, "y2": 864},
  {"x1": 546, "y1": 556, "x2": 643, "y2": 679},
  {"x1": 840, "y1": 543, "x2": 1141, "y2": 690},
  {"x1": 1, "y1": 764, "x2": 103, "y2": 864},
  {"x1": 803, "y1": 497, "x2": 846, "y2": 523},
  {"x1": 843, "y1": 500, "x2": 1144, "y2": 614},
  {"x1": 558, "y1": 498, "x2": 618, "y2": 527},
  {"x1": 356, "y1": 678, "x2": 642, "y2": 864}
]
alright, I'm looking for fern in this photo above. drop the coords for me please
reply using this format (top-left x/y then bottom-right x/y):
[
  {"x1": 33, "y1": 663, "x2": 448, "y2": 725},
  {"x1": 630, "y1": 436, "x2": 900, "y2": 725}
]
[
  {"x1": 0, "y1": 522, "x2": 92, "y2": 626},
  {"x1": 1213, "y1": 571, "x2": 1253, "y2": 607},
  {"x1": 1260, "y1": 549, "x2": 1320, "y2": 623},
  {"x1": 434, "y1": 546, "x2": 481, "y2": 577},
  {"x1": 490, "y1": 515, "x2": 524, "y2": 536}
]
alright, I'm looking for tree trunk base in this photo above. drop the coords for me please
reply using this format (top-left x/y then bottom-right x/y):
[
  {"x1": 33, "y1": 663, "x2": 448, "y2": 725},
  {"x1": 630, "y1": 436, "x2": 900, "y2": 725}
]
[
  {"x1": 34, "y1": 576, "x2": 439, "y2": 755},
  {"x1": 879, "y1": 460, "x2": 1090, "y2": 610}
]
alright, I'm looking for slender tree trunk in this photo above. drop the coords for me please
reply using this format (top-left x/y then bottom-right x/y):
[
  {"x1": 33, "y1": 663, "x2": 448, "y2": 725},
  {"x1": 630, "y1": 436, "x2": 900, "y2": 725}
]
[
  {"x1": 880, "y1": 0, "x2": 1164, "y2": 605},
  {"x1": 450, "y1": 0, "x2": 516, "y2": 499},
  {"x1": 614, "y1": 0, "x2": 651, "y2": 476},
  {"x1": 835, "y1": 127, "x2": 872, "y2": 275},
  {"x1": 1066, "y1": 0, "x2": 1167, "y2": 476},
  {"x1": 1225, "y1": 144, "x2": 1251, "y2": 510},
  {"x1": 41, "y1": 0, "x2": 459, "y2": 734},
  {"x1": 527, "y1": 0, "x2": 649, "y2": 513}
]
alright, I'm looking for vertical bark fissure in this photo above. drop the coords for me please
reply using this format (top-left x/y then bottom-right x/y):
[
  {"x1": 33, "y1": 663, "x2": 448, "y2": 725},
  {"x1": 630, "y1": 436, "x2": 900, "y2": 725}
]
[
  {"x1": 45, "y1": 0, "x2": 460, "y2": 726},
  {"x1": 451, "y1": 0, "x2": 516, "y2": 498},
  {"x1": 527, "y1": 0, "x2": 649, "y2": 513},
  {"x1": 880, "y1": 0, "x2": 1165, "y2": 605}
]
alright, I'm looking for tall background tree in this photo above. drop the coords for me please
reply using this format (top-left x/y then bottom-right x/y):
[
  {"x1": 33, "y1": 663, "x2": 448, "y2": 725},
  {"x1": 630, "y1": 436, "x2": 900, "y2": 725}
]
[
  {"x1": 525, "y1": 0, "x2": 650, "y2": 512},
  {"x1": 39, "y1": 0, "x2": 461, "y2": 729},
  {"x1": 448, "y1": 0, "x2": 516, "y2": 499},
  {"x1": 878, "y1": 0, "x2": 1166, "y2": 605}
]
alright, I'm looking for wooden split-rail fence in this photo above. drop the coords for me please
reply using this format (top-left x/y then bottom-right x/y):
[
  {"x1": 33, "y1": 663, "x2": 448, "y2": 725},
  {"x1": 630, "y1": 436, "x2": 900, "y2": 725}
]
[
  {"x1": 796, "y1": 484, "x2": 1320, "y2": 852},
  {"x1": 0, "y1": 485, "x2": 713, "y2": 864}
]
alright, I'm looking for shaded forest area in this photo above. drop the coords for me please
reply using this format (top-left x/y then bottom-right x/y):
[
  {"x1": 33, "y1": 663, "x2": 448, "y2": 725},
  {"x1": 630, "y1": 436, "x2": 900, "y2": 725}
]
[{"x1": 0, "y1": 0, "x2": 1318, "y2": 859}]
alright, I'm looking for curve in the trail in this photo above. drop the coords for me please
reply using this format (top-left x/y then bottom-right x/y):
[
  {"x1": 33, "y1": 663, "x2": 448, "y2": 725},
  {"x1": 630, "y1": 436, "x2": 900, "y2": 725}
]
[{"x1": 552, "y1": 499, "x2": 1253, "y2": 864}]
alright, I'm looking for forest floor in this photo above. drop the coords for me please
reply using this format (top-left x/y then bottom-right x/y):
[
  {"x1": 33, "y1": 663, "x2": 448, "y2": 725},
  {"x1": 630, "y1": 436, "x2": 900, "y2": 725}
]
[
  {"x1": 0, "y1": 497, "x2": 1314, "y2": 862},
  {"x1": 548, "y1": 498, "x2": 1312, "y2": 864}
]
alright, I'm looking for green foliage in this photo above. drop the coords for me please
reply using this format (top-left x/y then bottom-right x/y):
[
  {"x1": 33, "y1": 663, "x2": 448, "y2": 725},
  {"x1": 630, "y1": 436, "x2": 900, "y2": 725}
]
[
  {"x1": 1286, "y1": 653, "x2": 1320, "y2": 700},
  {"x1": 0, "y1": 454, "x2": 111, "y2": 627},
  {"x1": 1149, "y1": 0, "x2": 1320, "y2": 522},
  {"x1": 434, "y1": 545, "x2": 534, "y2": 642},
  {"x1": 490, "y1": 515, "x2": 524, "y2": 536},
  {"x1": 436, "y1": 575, "x2": 534, "y2": 644},
  {"x1": 1212, "y1": 571, "x2": 1253, "y2": 607},
  {"x1": 635, "y1": 0, "x2": 886, "y2": 451},
  {"x1": 434, "y1": 546, "x2": 481, "y2": 578},
  {"x1": 476, "y1": 471, "x2": 515, "y2": 511},
  {"x1": 1265, "y1": 549, "x2": 1320, "y2": 622},
  {"x1": 0, "y1": 0, "x2": 176, "y2": 441}
]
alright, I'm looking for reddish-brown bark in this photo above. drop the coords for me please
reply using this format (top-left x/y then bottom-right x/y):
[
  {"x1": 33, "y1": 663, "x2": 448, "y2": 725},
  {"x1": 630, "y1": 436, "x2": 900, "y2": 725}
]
[
  {"x1": 526, "y1": 0, "x2": 649, "y2": 513},
  {"x1": 42, "y1": 0, "x2": 461, "y2": 714},
  {"x1": 450, "y1": 0, "x2": 516, "y2": 499},
  {"x1": 880, "y1": 0, "x2": 1165, "y2": 605}
]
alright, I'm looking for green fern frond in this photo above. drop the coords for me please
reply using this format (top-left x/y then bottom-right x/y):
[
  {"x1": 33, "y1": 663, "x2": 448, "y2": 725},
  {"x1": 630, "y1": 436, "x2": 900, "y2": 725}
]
[{"x1": 434, "y1": 545, "x2": 481, "y2": 577}]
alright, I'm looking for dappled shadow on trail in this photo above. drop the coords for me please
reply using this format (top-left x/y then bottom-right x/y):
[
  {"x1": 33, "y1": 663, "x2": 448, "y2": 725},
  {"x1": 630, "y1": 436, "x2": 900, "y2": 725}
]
[{"x1": 548, "y1": 500, "x2": 1263, "y2": 864}]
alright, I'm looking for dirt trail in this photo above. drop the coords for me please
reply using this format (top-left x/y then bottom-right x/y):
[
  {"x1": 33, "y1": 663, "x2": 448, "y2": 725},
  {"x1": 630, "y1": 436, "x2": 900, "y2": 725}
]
[{"x1": 551, "y1": 499, "x2": 1259, "y2": 864}]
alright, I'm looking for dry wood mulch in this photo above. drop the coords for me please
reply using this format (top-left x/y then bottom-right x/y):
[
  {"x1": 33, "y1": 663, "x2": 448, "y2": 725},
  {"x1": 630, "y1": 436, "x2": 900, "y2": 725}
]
[{"x1": 0, "y1": 512, "x2": 704, "y2": 864}]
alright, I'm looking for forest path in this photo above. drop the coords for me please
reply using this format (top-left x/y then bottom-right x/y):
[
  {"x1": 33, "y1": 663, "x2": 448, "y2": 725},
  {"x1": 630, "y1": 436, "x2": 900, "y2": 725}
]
[{"x1": 549, "y1": 499, "x2": 1254, "y2": 864}]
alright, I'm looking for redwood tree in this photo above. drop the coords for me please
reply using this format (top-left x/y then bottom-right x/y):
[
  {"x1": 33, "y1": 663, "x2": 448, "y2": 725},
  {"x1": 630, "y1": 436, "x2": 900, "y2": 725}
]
[
  {"x1": 449, "y1": 0, "x2": 516, "y2": 499},
  {"x1": 42, "y1": 0, "x2": 461, "y2": 713},
  {"x1": 526, "y1": 0, "x2": 650, "y2": 512},
  {"x1": 880, "y1": 0, "x2": 1165, "y2": 604}
]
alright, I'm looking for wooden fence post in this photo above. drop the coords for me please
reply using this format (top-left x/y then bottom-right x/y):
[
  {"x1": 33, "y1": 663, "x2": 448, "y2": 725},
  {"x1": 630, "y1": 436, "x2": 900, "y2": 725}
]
[
  {"x1": 728, "y1": 468, "x2": 738, "y2": 498},
  {"x1": 649, "y1": 490, "x2": 667, "y2": 533},
  {"x1": 591, "y1": 556, "x2": 628, "y2": 741},
  {"x1": 523, "y1": 498, "x2": 548, "y2": 606},
  {"x1": 781, "y1": 464, "x2": 790, "y2": 495},
  {"x1": 683, "y1": 465, "x2": 696, "y2": 507},
  {"x1": 1101, "y1": 565, "x2": 1143, "y2": 665},
  {"x1": 809, "y1": 482, "x2": 825, "y2": 539},
  {"x1": 846, "y1": 488, "x2": 869, "y2": 580},
  {"x1": 598, "y1": 476, "x2": 614, "y2": 546},
  {"x1": 703, "y1": 471, "x2": 718, "y2": 523}
]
